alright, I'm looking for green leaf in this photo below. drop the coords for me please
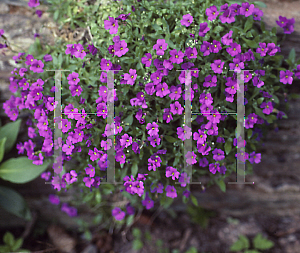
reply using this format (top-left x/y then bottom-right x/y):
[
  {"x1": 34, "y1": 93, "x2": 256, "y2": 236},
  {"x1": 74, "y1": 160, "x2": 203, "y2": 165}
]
[
  {"x1": 132, "y1": 239, "x2": 143, "y2": 250},
  {"x1": 241, "y1": 37, "x2": 258, "y2": 48},
  {"x1": 123, "y1": 114, "x2": 133, "y2": 125},
  {"x1": 131, "y1": 162, "x2": 138, "y2": 178},
  {"x1": 0, "y1": 137, "x2": 7, "y2": 163},
  {"x1": 126, "y1": 215, "x2": 134, "y2": 227},
  {"x1": 164, "y1": 136, "x2": 178, "y2": 143},
  {"x1": 244, "y1": 18, "x2": 253, "y2": 33},
  {"x1": 190, "y1": 194, "x2": 198, "y2": 206},
  {"x1": 3, "y1": 231, "x2": 15, "y2": 247},
  {"x1": 0, "y1": 119, "x2": 21, "y2": 154},
  {"x1": 0, "y1": 186, "x2": 31, "y2": 220},
  {"x1": 288, "y1": 48, "x2": 296, "y2": 63},
  {"x1": 244, "y1": 250, "x2": 260, "y2": 253},
  {"x1": 53, "y1": 9, "x2": 59, "y2": 21},
  {"x1": 230, "y1": 235, "x2": 250, "y2": 251},
  {"x1": 253, "y1": 1, "x2": 267, "y2": 8},
  {"x1": 254, "y1": 106, "x2": 267, "y2": 120},
  {"x1": 216, "y1": 180, "x2": 226, "y2": 192},
  {"x1": 253, "y1": 233, "x2": 274, "y2": 250},
  {"x1": 185, "y1": 246, "x2": 198, "y2": 253},
  {"x1": 0, "y1": 157, "x2": 50, "y2": 184},
  {"x1": 11, "y1": 238, "x2": 23, "y2": 251},
  {"x1": 224, "y1": 139, "x2": 232, "y2": 155},
  {"x1": 132, "y1": 228, "x2": 141, "y2": 238}
]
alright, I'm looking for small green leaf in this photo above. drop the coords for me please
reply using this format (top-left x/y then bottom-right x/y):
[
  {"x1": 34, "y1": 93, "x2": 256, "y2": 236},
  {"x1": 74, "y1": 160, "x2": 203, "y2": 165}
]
[
  {"x1": 244, "y1": 18, "x2": 253, "y2": 33},
  {"x1": 288, "y1": 48, "x2": 296, "y2": 63},
  {"x1": 0, "y1": 157, "x2": 50, "y2": 184},
  {"x1": 253, "y1": 1, "x2": 267, "y2": 8},
  {"x1": 244, "y1": 250, "x2": 260, "y2": 253},
  {"x1": 132, "y1": 228, "x2": 141, "y2": 238},
  {"x1": 254, "y1": 107, "x2": 267, "y2": 120},
  {"x1": 3, "y1": 231, "x2": 15, "y2": 247},
  {"x1": 164, "y1": 136, "x2": 178, "y2": 143},
  {"x1": 190, "y1": 194, "x2": 198, "y2": 206},
  {"x1": 0, "y1": 119, "x2": 21, "y2": 154},
  {"x1": 123, "y1": 114, "x2": 133, "y2": 125},
  {"x1": 216, "y1": 180, "x2": 226, "y2": 192},
  {"x1": 11, "y1": 237, "x2": 23, "y2": 251},
  {"x1": 230, "y1": 235, "x2": 250, "y2": 251},
  {"x1": 0, "y1": 137, "x2": 7, "y2": 163},
  {"x1": 242, "y1": 37, "x2": 258, "y2": 48},
  {"x1": 53, "y1": 9, "x2": 59, "y2": 21},
  {"x1": 0, "y1": 186, "x2": 31, "y2": 220},
  {"x1": 132, "y1": 239, "x2": 143, "y2": 250},
  {"x1": 126, "y1": 215, "x2": 134, "y2": 227},
  {"x1": 224, "y1": 139, "x2": 232, "y2": 155},
  {"x1": 131, "y1": 162, "x2": 138, "y2": 178},
  {"x1": 253, "y1": 233, "x2": 274, "y2": 250}
]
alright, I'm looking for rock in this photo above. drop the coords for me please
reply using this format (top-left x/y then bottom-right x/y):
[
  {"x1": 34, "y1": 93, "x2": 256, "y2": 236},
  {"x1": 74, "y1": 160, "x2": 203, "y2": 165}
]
[
  {"x1": 0, "y1": 3, "x2": 10, "y2": 14},
  {"x1": 81, "y1": 244, "x2": 98, "y2": 253}
]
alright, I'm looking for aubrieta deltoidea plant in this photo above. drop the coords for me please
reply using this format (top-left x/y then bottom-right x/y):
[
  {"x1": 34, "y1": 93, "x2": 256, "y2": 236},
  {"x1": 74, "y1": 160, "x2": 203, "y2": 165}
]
[{"x1": 1, "y1": 0, "x2": 300, "y2": 233}]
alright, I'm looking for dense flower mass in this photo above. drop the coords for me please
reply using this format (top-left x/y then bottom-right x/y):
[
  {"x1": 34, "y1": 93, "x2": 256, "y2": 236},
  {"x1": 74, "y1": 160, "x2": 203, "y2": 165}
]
[{"x1": 7, "y1": 0, "x2": 295, "y2": 222}]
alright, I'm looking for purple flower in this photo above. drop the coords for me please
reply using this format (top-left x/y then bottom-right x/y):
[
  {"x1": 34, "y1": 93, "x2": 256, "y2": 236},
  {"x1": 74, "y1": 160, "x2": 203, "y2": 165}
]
[
  {"x1": 141, "y1": 53, "x2": 152, "y2": 67},
  {"x1": 209, "y1": 163, "x2": 219, "y2": 174},
  {"x1": 30, "y1": 59, "x2": 44, "y2": 73},
  {"x1": 256, "y1": 42, "x2": 268, "y2": 57},
  {"x1": 147, "y1": 135, "x2": 161, "y2": 147},
  {"x1": 146, "y1": 122, "x2": 159, "y2": 136},
  {"x1": 124, "y1": 69, "x2": 137, "y2": 85},
  {"x1": 87, "y1": 44, "x2": 98, "y2": 55},
  {"x1": 85, "y1": 164, "x2": 95, "y2": 177},
  {"x1": 28, "y1": 0, "x2": 40, "y2": 8},
  {"x1": 211, "y1": 59, "x2": 224, "y2": 74},
  {"x1": 260, "y1": 101, "x2": 273, "y2": 115},
  {"x1": 100, "y1": 58, "x2": 112, "y2": 70},
  {"x1": 219, "y1": 9, "x2": 235, "y2": 24},
  {"x1": 83, "y1": 177, "x2": 94, "y2": 188},
  {"x1": 206, "y1": 5, "x2": 219, "y2": 21},
  {"x1": 177, "y1": 125, "x2": 192, "y2": 141},
  {"x1": 88, "y1": 147, "x2": 101, "y2": 161},
  {"x1": 142, "y1": 193, "x2": 154, "y2": 209},
  {"x1": 104, "y1": 16, "x2": 119, "y2": 34},
  {"x1": 169, "y1": 49, "x2": 184, "y2": 64},
  {"x1": 153, "y1": 39, "x2": 168, "y2": 56},
  {"x1": 185, "y1": 47, "x2": 198, "y2": 59},
  {"x1": 165, "y1": 185, "x2": 177, "y2": 198},
  {"x1": 211, "y1": 40, "x2": 222, "y2": 53},
  {"x1": 199, "y1": 157, "x2": 208, "y2": 167},
  {"x1": 198, "y1": 22, "x2": 210, "y2": 37},
  {"x1": 212, "y1": 148, "x2": 225, "y2": 161},
  {"x1": 112, "y1": 207, "x2": 125, "y2": 220},
  {"x1": 156, "y1": 82, "x2": 170, "y2": 97},
  {"x1": 221, "y1": 30, "x2": 233, "y2": 46},
  {"x1": 41, "y1": 55, "x2": 52, "y2": 63},
  {"x1": 170, "y1": 101, "x2": 184, "y2": 115},
  {"x1": 276, "y1": 16, "x2": 288, "y2": 28},
  {"x1": 239, "y1": 2, "x2": 254, "y2": 17},
  {"x1": 252, "y1": 7, "x2": 263, "y2": 21},
  {"x1": 36, "y1": 10, "x2": 43, "y2": 17},
  {"x1": 181, "y1": 14, "x2": 193, "y2": 27},
  {"x1": 114, "y1": 40, "x2": 128, "y2": 57},
  {"x1": 67, "y1": 72, "x2": 80, "y2": 86},
  {"x1": 280, "y1": 70, "x2": 293, "y2": 84},
  {"x1": 0, "y1": 29, "x2": 4, "y2": 36},
  {"x1": 283, "y1": 18, "x2": 295, "y2": 34},
  {"x1": 101, "y1": 139, "x2": 112, "y2": 151},
  {"x1": 126, "y1": 203, "x2": 135, "y2": 215},
  {"x1": 120, "y1": 134, "x2": 133, "y2": 148},
  {"x1": 166, "y1": 166, "x2": 180, "y2": 180},
  {"x1": 226, "y1": 42, "x2": 241, "y2": 57},
  {"x1": 249, "y1": 152, "x2": 261, "y2": 164},
  {"x1": 200, "y1": 41, "x2": 212, "y2": 56},
  {"x1": 186, "y1": 151, "x2": 197, "y2": 165},
  {"x1": 199, "y1": 92, "x2": 213, "y2": 106},
  {"x1": 41, "y1": 171, "x2": 51, "y2": 181},
  {"x1": 49, "y1": 194, "x2": 60, "y2": 205}
]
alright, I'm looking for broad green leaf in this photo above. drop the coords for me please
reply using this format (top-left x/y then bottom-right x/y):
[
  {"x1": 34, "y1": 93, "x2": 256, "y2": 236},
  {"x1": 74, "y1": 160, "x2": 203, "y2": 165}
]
[
  {"x1": 230, "y1": 235, "x2": 250, "y2": 251},
  {"x1": 3, "y1": 231, "x2": 14, "y2": 247},
  {"x1": 123, "y1": 114, "x2": 133, "y2": 125},
  {"x1": 0, "y1": 137, "x2": 7, "y2": 163},
  {"x1": 0, "y1": 119, "x2": 21, "y2": 154},
  {"x1": 11, "y1": 237, "x2": 23, "y2": 251},
  {"x1": 131, "y1": 162, "x2": 138, "y2": 177},
  {"x1": 0, "y1": 157, "x2": 50, "y2": 184},
  {"x1": 242, "y1": 37, "x2": 258, "y2": 48},
  {"x1": 288, "y1": 48, "x2": 296, "y2": 63},
  {"x1": 126, "y1": 215, "x2": 134, "y2": 227},
  {"x1": 244, "y1": 18, "x2": 253, "y2": 33},
  {"x1": 164, "y1": 136, "x2": 178, "y2": 143},
  {"x1": 244, "y1": 250, "x2": 260, "y2": 253},
  {"x1": 190, "y1": 194, "x2": 198, "y2": 206},
  {"x1": 132, "y1": 239, "x2": 143, "y2": 250},
  {"x1": 216, "y1": 180, "x2": 226, "y2": 192},
  {"x1": 224, "y1": 139, "x2": 232, "y2": 155},
  {"x1": 0, "y1": 186, "x2": 31, "y2": 220},
  {"x1": 132, "y1": 228, "x2": 141, "y2": 238},
  {"x1": 253, "y1": 1, "x2": 267, "y2": 8},
  {"x1": 254, "y1": 106, "x2": 267, "y2": 120},
  {"x1": 253, "y1": 233, "x2": 274, "y2": 250}
]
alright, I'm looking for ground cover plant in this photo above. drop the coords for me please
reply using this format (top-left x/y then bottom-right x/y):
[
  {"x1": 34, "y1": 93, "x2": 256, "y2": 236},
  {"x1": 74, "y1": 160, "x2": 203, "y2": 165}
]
[{"x1": 0, "y1": 0, "x2": 299, "y2": 241}]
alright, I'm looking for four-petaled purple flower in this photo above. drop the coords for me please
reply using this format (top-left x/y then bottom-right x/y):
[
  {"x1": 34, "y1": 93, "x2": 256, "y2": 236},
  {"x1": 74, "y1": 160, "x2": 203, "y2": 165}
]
[
  {"x1": 104, "y1": 16, "x2": 119, "y2": 34},
  {"x1": 199, "y1": 22, "x2": 210, "y2": 37},
  {"x1": 280, "y1": 70, "x2": 293, "y2": 85},
  {"x1": 153, "y1": 39, "x2": 168, "y2": 56},
  {"x1": 211, "y1": 59, "x2": 224, "y2": 74},
  {"x1": 181, "y1": 14, "x2": 193, "y2": 27}
]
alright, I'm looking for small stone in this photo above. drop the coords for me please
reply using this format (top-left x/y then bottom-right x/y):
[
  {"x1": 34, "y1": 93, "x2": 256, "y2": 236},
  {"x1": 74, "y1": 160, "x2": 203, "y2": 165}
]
[
  {"x1": 0, "y1": 3, "x2": 9, "y2": 14},
  {"x1": 81, "y1": 244, "x2": 97, "y2": 253}
]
